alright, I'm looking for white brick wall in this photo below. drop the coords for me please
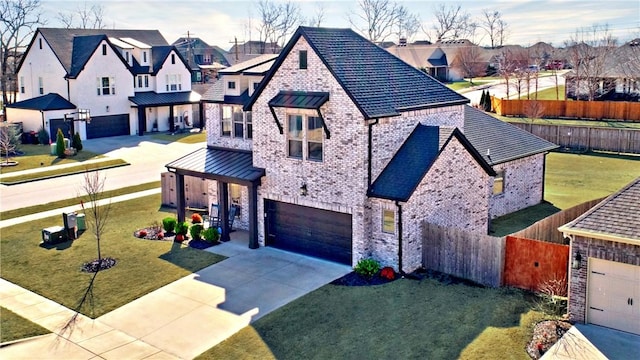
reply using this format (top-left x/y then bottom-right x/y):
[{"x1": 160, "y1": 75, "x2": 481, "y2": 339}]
[{"x1": 205, "y1": 103, "x2": 252, "y2": 151}]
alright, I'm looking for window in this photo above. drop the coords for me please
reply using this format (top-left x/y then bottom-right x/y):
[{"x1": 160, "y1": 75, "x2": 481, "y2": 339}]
[
  {"x1": 165, "y1": 74, "x2": 182, "y2": 91},
  {"x1": 287, "y1": 113, "x2": 323, "y2": 161},
  {"x1": 307, "y1": 116, "x2": 323, "y2": 161},
  {"x1": 221, "y1": 106, "x2": 232, "y2": 136},
  {"x1": 493, "y1": 170, "x2": 505, "y2": 195},
  {"x1": 39, "y1": 38, "x2": 42, "y2": 49},
  {"x1": 144, "y1": 75, "x2": 149, "y2": 87},
  {"x1": 171, "y1": 54, "x2": 175, "y2": 64},
  {"x1": 138, "y1": 76, "x2": 143, "y2": 88},
  {"x1": 125, "y1": 51, "x2": 129, "y2": 62},
  {"x1": 38, "y1": 77, "x2": 43, "y2": 95},
  {"x1": 97, "y1": 76, "x2": 115, "y2": 96},
  {"x1": 143, "y1": 51, "x2": 147, "y2": 62},
  {"x1": 196, "y1": 72, "x2": 202, "y2": 82},
  {"x1": 382, "y1": 209, "x2": 395, "y2": 233},
  {"x1": 287, "y1": 115, "x2": 303, "y2": 159},
  {"x1": 228, "y1": 81, "x2": 236, "y2": 90},
  {"x1": 229, "y1": 184, "x2": 241, "y2": 204},
  {"x1": 102, "y1": 44, "x2": 107, "y2": 55},
  {"x1": 299, "y1": 50, "x2": 308, "y2": 69},
  {"x1": 246, "y1": 111, "x2": 253, "y2": 139},
  {"x1": 253, "y1": 82, "x2": 260, "y2": 90},
  {"x1": 20, "y1": 76, "x2": 24, "y2": 93},
  {"x1": 233, "y1": 108, "x2": 244, "y2": 138}
]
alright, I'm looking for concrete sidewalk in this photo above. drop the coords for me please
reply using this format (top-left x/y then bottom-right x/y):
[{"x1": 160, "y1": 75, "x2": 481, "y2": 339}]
[{"x1": 0, "y1": 232, "x2": 351, "y2": 359}]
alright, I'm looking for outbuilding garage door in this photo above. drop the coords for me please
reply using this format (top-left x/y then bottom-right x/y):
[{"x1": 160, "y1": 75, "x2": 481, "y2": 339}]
[
  {"x1": 87, "y1": 114, "x2": 130, "y2": 139},
  {"x1": 265, "y1": 200, "x2": 352, "y2": 265},
  {"x1": 587, "y1": 258, "x2": 640, "y2": 335}
]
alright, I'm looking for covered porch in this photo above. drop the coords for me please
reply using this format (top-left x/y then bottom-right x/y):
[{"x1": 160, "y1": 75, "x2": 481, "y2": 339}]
[
  {"x1": 129, "y1": 91, "x2": 202, "y2": 135},
  {"x1": 165, "y1": 146, "x2": 265, "y2": 248}
]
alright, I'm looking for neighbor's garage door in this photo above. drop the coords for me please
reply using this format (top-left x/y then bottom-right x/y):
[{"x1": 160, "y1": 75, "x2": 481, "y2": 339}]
[
  {"x1": 86, "y1": 114, "x2": 130, "y2": 139},
  {"x1": 588, "y1": 258, "x2": 640, "y2": 335},
  {"x1": 265, "y1": 200, "x2": 352, "y2": 265},
  {"x1": 49, "y1": 118, "x2": 69, "y2": 139}
]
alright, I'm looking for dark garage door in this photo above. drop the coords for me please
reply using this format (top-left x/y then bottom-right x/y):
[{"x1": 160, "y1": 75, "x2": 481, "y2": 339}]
[
  {"x1": 49, "y1": 118, "x2": 70, "y2": 139},
  {"x1": 265, "y1": 200, "x2": 352, "y2": 265},
  {"x1": 87, "y1": 114, "x2": 130, "y2": 139}
]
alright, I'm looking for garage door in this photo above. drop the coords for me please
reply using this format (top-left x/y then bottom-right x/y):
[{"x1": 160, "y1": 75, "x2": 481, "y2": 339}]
[
  {"x1": 49, "y1": 118, "x2": 70, "y2": 139},
  {"x1": 87, "y1": 114, "x2": 130, "y2": 139},
  {"x1": 587, "y1": 258, "x2": 640, "y2": 335},
  {"x1": 265, "y1": 200, "x2": 352, "y2": 265}
]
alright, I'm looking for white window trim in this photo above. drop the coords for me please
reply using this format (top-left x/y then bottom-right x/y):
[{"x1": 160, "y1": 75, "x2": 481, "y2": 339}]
[
  {"x1": 97, "y1": 76, "x2": 116, "y2": 96},
  {"x1": 221, "y1": 105, "x2": 252, "y2": 139}
]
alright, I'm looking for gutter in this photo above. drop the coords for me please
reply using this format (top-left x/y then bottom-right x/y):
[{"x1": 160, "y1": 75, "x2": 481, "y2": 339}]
[
  {"x1": 396, "y1": 200, "x2": 404, "y2": 274},
  {"x1": 367, "y1": 118, "x2": 379, "y2": 187}
]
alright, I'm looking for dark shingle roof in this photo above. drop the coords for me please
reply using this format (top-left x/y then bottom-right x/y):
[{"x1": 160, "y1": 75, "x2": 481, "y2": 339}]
[
  {"x1": 464, "y1": 106, "x2": 558, "y2": 164},
  {"x1": 368, "y1": 125, "x2": 495, "y2": 201},
  {"x1": 246, "y1": 26, "x2": 469, "y2": 119},
  {"x1": 128, "y1": 91, "x2": 201, "y2": 106},
  {"x1": 7, "y1": 93, "x2": 76, "y2": 111},
  {"x1": 24, "y1": 28, "x2": 168, "y2": 75},
  {"x1": 150, "y1": 46, "x2": 190, "y2": 75},
  {"x1": 166, "y1": 147, "x2": 265, "y2": 185},
  {"x1": 560, "y1": 177, "x2": 640, "y2": 242},
  {"x1": 69, "y1": 35, "x2": 106, "y2": 78}
]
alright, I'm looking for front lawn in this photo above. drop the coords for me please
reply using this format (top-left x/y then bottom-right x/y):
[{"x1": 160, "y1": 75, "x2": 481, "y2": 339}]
[
  {"x1": 0, "y1": 306, "x2": 50, "y2": 343},
  {"x1": 150, "y1": 130, "x2": 206, "y2": 144},
  {"x1": 520, "y1": 85, "x2": 566, "y2": 100},
  {"x1": 0, "y1": 159, "x2": 128, "y2": 184},
  {"x1": 0, "y1": 194, "x2": 225, "y2": 318},
  {"x1": 0, "y1": 144, "x2": 103, "y2": 174},
  {"x1": 198, "y1": 278, "x2": 546, "y2": 359}
]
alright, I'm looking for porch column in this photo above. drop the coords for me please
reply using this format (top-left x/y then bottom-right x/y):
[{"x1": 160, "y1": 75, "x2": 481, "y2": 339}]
[
  {"x1": 199, "y1": 102, "x2": 205, "y2": 132},
  {"x1": 218, "y1": 181, "x2": 230, "y2": 242},
  {"x1": 176, "y1": 173, "x2": 186, "y2": 222},
  {"x1": 169, "y1": 106, "x2": 175, "y2": 133},
  {"x1": 137, "y1": 106, "x2": 146, "y2": 136},
  {"x1": 248, "y1": 183, "x2": 259, "y2": 249}
]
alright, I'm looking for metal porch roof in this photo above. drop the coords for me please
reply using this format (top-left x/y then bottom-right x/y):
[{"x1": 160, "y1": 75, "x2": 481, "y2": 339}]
[{"x1": 269, "y1": 91, "x2": 329, "y2": 109}]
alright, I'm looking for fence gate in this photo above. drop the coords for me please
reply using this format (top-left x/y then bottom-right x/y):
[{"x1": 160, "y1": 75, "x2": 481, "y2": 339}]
[{"x1": 503, "y1": 236, "x2": 569, "y2": 292}]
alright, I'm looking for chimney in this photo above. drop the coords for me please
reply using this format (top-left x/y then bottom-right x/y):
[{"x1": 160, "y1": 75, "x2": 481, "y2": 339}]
[{"x1": 399, "y1": 37, "x2": 407, "y2": 46}]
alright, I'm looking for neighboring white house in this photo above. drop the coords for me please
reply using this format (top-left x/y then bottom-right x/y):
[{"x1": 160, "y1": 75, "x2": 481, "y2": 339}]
[{"x1": 7, "y1": 28, "x2": 199, "y2": 140}]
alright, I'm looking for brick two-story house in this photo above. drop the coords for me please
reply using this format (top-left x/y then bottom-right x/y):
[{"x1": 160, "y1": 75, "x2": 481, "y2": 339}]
[
  {"x1": 7, "y1": 28, "x2": 199, "y2": 140},
  {"x1": 166, "y1": 27, "x2": 556, "y2": 272}
]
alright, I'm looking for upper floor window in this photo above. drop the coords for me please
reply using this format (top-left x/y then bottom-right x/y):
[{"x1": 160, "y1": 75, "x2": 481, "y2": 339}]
[
  {"x1": 253, "y1": 82, "x2": 260, "y2": 90},
  {"x1": 102, "y1": 44, "x2": 107, "y2": 55},
  {"x1": 39, "y1": 38, "x2": 42, "y2": 49},
  {"x1": 97, "y1": 76, "x2": 115, "y2": 96},
  {"x1": 38, "y1": 77, "x2": 43, "y2": 95},
  {"x1": 287, "y1": 113, "x2": 324, "y2": 161},
  {"x1": 221, "y1": 106, "x2": 232, "y2": 137},
  {"x1": 144, "y1": 75, "x2": 149, "y2": 87},
  {"x1": 233, "y1": 108, "x2": 244, "y2": 138},
  {"x1": 125, "y1": 52, "x2": 130, "y2": 62},
  {"x1": 299, "y1": 50, "x2": 307, "y2": 69},
  {"x1": 171, "y1": 54, "x2": 175, "y2": 64},
  {"x1": 137, "y1": 76, "x2": 143, "y2": 88},
  {"x1": 165, "y1": 74, "x2": 182, "y2": 91},
  {"x1": 228, "y1": 81, "x2": 236, "y2": 90},
  {"x1": 143, "y1": 51, "x2": 147, "y2": 62},
  {"x1": 20, "y1": 76, "x2": 25, "y2": 93},
  {"x1": 246, "y1": 111, "x2": 252, "y2": 139},
  {"x1": 493, "y1": 170, "x2": 505, "y2": 195},
  {"x1": 221, "y1": 105, "x2": 252, "y2": 139}
]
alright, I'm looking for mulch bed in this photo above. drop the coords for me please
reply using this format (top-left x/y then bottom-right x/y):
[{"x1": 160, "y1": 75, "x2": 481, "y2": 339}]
[
  {"x1": 81, "y1": 257, "x2": 117, "y2": 273},
  {"x1": 133, "y1": 227, "x2": 220, "y2": 250},
  {"x1": 526, "y1": 320, "x2": 573, "y2": 359}
]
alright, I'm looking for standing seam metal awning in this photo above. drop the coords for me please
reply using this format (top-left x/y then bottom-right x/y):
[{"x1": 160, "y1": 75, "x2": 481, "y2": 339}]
[
  {"x1": 267, "y1": 91, "x2": 331, "y2": 138},
  {"x1": 165, "y1": 147, "x2": 265, "y2": 186}
]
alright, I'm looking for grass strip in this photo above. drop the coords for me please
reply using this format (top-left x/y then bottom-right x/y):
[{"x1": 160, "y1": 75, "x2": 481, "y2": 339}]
[
  {"x1": 0, "y1": 181, "x2": 160, "y2": 220},
  {"x1": 150, "y1": 131, "x2": 206, "y2": 144},
  {"x1": 0, "y1": 307, "x2": 51, "y2": 343},
  {"x1": 0, "y1": 193, "x2": 225, "y2": 319},
  {"x1": 0, "y1": 159, "x2": 128, "y2": 185},
  {"x1": 0, "y1": 146, "x2": 103, "y2": 174}
]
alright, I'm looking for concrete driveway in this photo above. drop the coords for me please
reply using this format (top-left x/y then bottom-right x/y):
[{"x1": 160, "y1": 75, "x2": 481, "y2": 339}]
[
  {"x1": 0, "y1": 232, "x2": 351, "y2": 359},
  {"x1": 541, "y1": 323, "x2": 640, "y2": 360}
]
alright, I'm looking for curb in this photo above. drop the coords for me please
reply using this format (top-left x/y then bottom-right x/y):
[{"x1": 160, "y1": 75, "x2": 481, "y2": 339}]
[{"x1": 0, "y1": 163, "x2": 130, "y2": 186}]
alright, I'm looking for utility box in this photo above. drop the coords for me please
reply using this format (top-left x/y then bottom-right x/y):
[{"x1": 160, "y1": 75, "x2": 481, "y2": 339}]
[
  {"x1": 76, "y1": 213, "x2": 86, "y2": 231},
  {"x1": 62, "y1": 212, "x2": 78, "y2": 240},
  {"x1": 42, "y1": 226, "x2": 67, "y2": 244}
]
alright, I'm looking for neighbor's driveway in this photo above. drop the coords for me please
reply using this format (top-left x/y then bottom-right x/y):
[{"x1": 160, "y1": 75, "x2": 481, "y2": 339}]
[{"x1": 0, "y1": 135, "x2": 203, "y2": 212}]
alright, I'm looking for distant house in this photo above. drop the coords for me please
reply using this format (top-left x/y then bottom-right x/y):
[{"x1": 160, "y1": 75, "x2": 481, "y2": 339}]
[
  {"x1": 166, "y1": 27, "x2": 556, "y2": 272},
  {"x1": 226, "y1": 40, "x2": 282, "y2": 65},
  {"x1": 172, "y1": 37, "x2": 230, "y2": 83},
  {"x1": 7, "y1": 28, "x2": 200, "y2": 140},
  {"x1": 559, "y1": 177, "x2": 640, "y2": 335}
]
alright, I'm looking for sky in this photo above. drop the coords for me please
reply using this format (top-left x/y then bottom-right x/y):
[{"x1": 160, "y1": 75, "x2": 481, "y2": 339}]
[{"x1": 40, "y1": 0, "x2": 640, "y2": 49}]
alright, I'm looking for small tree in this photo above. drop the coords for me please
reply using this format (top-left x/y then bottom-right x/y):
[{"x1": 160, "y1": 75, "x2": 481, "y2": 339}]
[
  {"x1": 484, "y1": 91, "x2": 492, "y2": 112},
  {"x1": 55, "y1": 128, "x2": 65, "y2": 158},
  {"x1": 0, "y1": 123, "x2": 18, "y2": 164},
  {"x1": 479, "y1": 89, "x2": 486, "y2": 109},
  {"x1": 72, "y1": 132, "x2": 83, "y2": 152},
  {"x1": 80, "y1": 170, "x2": 112, "y2": 267}
]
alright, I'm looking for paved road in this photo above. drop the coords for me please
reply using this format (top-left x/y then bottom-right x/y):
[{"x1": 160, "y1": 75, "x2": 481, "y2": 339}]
[
  {"x1": 462, "y1": 72, "x2": 567, "y2": 105},
  {"x1": 0, "y1": 135, "x2": 204, "y2": 212}
]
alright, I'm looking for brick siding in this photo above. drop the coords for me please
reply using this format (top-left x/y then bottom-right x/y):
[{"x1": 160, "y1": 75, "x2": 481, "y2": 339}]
[{"x1": 489, "y1": 153, "x2": 546, "y2": 219}]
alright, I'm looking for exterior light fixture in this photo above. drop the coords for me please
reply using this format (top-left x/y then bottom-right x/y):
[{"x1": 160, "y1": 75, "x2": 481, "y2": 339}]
[
  {"x1": 572, "y1": 251, "x2": 582, "y2": 269},
  {"x1": 299, "y1": 183, "x2": 308, "y2": 196}
]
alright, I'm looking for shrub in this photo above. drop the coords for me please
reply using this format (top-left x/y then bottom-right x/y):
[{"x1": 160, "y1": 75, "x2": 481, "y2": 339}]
[
  {"x1": 157, "y1": 232, "x2": 164, "y2": 240},
  {"x1": 202, "y1": 227, "x2": 220, "y2": 243},
  {"x1": 72, "y1": 132, "x2": 83, "y2": 151},
  {"x1": 535, "y1": 276, "x2": 568, "y2": 316},
  {"x1": 55, "y1": 128, "x2": 65, "y2": 158},
  {"x1": 191, "y1": 213, "x2": 203, "y2": 224},
  {"x1": 380, "y1": 267, "x2": 395, "y2": 280},
  {"x1": 189, "y1": 223, "x2": 204, "y2": 240},
  {"x1": 162, "y1": 217, "x2": 177, "y2": 233},
  {"x1": 37, "y1": 126, "x2": 49, "y2": 145},
  {"x1": 175, "y1": 221, "x2": 189, "y2": 236},
  {"x1": 138, "y1": 230, "x2": 147, "y2": 238},
  {"x1": 354, "y1": 258, "x2": 381, "y2": 278}
]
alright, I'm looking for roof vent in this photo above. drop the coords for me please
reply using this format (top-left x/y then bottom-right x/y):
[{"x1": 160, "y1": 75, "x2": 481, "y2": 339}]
[{"x1": 399, "y1": 37, "x2": 407, "y2": 46}]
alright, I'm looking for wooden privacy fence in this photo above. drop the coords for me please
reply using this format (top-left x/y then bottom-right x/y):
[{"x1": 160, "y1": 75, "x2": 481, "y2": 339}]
[
  {"x1": 503, "y1": 236, "x2": 569, "y2": 292},
  {"x1": 491, "y1": 97, "x2": 640, "y2": 121},
  {"x1": 161, "y1": 172, "x2": 209, "y2": 208},
  {"x1": 511, "y1": 197, "x2": 606, "y2": 244},
  {"x1": 509, "y1": 122, "x2": 640, "y2": 154},
  {"x1": 422, "y1": 222, "x2": 505, "y2": 287}
]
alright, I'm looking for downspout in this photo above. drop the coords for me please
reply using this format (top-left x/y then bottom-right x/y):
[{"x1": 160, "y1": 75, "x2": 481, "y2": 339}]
[
  {"x1": 396, "y1": 200, "x2": 404, "y2": 275},
  {"x1": 66, "y1": 77, "x2": 70, "y2": 101},
  {"x1": 541, "y1": 152, "x2": 548, "y2": 201},
  {"x1": 367, "y1": 118, "x2": 379, "y2": 187}
]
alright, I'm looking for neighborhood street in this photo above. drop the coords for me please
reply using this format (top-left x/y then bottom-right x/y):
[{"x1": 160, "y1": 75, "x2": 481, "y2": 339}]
[
  {"x1": 0, "y1": 135, "x2": 204, "y2": 212},
  {"x1": 462, "y1": 72, "x2": 567, "y2": 105}
]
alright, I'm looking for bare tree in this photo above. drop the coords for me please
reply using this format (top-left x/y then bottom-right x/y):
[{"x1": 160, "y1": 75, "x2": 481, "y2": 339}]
[
  {"x1": 479, "y1": 9, "x2": 507, "y2": 48},
  {"x1": 307, "y1": 2, "x2": 326, "y2": 27},
  {"x1": 428, "y1": 3, "x2": 474, "y2": 42},
  {"x1": 81, "y1": 170, "x2": 112, "y2": 264},
  {"x1": 451, "y1": 45, "x2": 486, "y2": 84},
  {"x1": 256, "y1": 0, "x2": 301, "y2": 53},
  {"x1": 0, "y1": 122, "x2": 18, "y2": 164},
  {"x1": 394, "y1": 5, "x2": 420, "y2": 42},
  {"x1": 523, "y1": 100, "x2": 545, "y2": 120},
  {"x1": 348, "y1": 0, "x2": 416, "y2": 43},
  {"x1": 497, "y1": 48, "x2": 517, "y2": 98},
  {"x1": 57, "y1": 2, "x2": 105, "y2": 29},
  {"x1": 1, "y1": 0, "x2": 44, "y2": 106}
]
